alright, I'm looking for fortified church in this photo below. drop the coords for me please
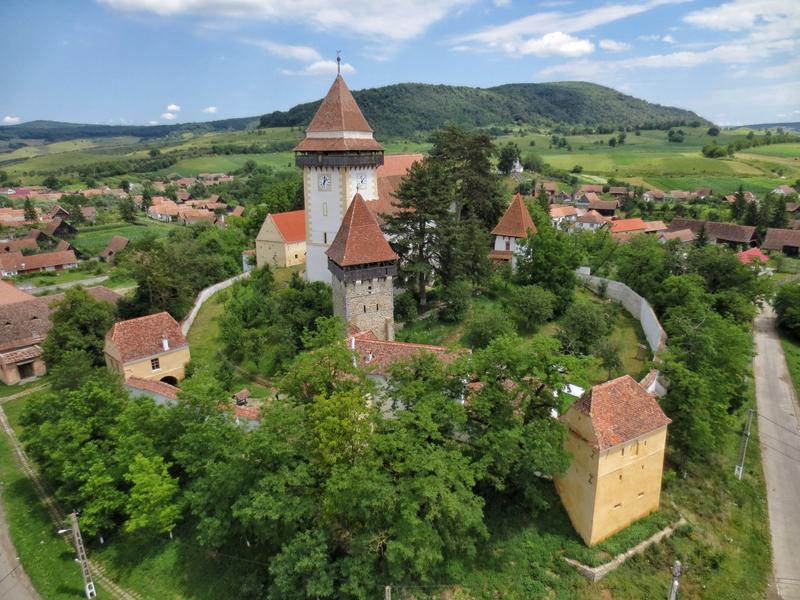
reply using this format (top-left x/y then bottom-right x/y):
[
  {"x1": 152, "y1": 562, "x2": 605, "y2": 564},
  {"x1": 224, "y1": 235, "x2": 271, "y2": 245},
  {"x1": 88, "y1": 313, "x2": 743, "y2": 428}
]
[{"x1": 294, "y1": 71, "x2": 407, "y2": 341}]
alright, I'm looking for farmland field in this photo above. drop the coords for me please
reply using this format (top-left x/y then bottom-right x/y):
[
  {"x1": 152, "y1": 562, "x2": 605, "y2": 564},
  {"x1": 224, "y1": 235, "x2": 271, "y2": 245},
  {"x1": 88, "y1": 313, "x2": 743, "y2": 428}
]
[{"x1": 72, "y1": 218, "x2": 177, "y2": 255}]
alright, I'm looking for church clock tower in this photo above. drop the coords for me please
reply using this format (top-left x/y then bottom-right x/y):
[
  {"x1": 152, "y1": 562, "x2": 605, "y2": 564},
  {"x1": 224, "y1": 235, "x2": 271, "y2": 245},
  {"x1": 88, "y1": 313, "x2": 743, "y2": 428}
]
[{"x1": 294, "y1": 73, "x2": 384, "y2": 283}]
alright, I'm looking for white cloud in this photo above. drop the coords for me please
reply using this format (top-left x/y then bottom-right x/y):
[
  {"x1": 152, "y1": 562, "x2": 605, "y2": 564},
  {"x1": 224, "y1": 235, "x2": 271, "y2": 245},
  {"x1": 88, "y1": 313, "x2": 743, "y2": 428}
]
[
  {"x1": 201, "y1": 106, "x2": 218, "y2": 113},
  {"x1": 98, "y1": 0, "x2": 469, "y2": 41},
  {"x1": 148, "y1": 120, "x2": 159, "y2": 125},
  {"x1": 683, "y1": 0, "x2": 799, "y2": 32},
  {"x1": 241, "y1": 38, "x2": 321, "y2": 62},
  {"x1": 638, "y1": 34, "x2": 676, "y2": 42},
  {"x1": 454, "y1": 0, "x2": 686, "y2": 55},
  {"x1": 519, "y1": 32, "x2": 594, "y2": 57},
  {"x1": 166, "y1": 103, "x2": 181, "y2": 112},
  {"x1": 599, "y1": 38, "x2": 631, "y2": 51},
  {"x1": 2, "y1": 116, "x2": 21, "y2": 125},
  {"x1": 661, "y1": 34, "x2": 675, "y2": 43},
  {"x1": 281, "y1": 60, "x2": 356, "y2": 76},
  {"x1": 161, "y1": 112, "x2": 177, "y2": 120},
  {"x1": 493, "y1": 0, "x2": 511, "y2": 6}
]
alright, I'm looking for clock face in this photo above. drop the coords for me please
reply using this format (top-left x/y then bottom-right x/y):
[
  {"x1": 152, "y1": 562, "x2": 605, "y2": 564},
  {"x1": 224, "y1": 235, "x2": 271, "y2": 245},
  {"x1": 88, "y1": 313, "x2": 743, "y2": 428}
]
[
  {"x1": 358, "y1": 175, "x2": 367, "y2": 186},
  {"x1": 318, "y1": 173, "x2": 331, "y2": 191}
]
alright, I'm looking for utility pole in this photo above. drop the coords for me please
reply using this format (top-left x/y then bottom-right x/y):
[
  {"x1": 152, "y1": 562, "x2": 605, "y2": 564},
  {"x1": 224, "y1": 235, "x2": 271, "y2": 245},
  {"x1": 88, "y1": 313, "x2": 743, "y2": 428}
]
[
  {"x1": 667, "y1": 560, "x2": 682, "y2": 600},
  {"x1": 735, "y1": 409, "x2": 755, "y2": 480},
  {"x1": 66, "y1": 513, "x2": 97, "y2": 599}
]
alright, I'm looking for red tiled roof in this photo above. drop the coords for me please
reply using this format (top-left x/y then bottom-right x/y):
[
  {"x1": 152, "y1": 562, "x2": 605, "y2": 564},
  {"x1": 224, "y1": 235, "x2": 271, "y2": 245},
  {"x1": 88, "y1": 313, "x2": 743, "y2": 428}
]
[
  {"x1": 588, "y1": 198, "x2": 618, "y2": 211},
  {"x1": 550, "y1": 205, "x2": 577, "y2": 219},
  {"x1": 0, "y1": 281, "x2": 33, "y2": 305},
  {"x1": 0, "y1": 345, "x2": 42, "y2": 366},
  {"x1": 377, "y1": 154, "x2": 424, "y2": 178},
  {"x1": 763, "y1": 228, "x2": 800, "y2": 251},
  {"x1": 668, "y1": 218, "x2": 755, "y2": 244},
  {"x1": 234, "y1": 405, "x2": 261, "y2": 421},
  {"x1": 0, "y1": 238, "x2": 37, "y2": 253},
  {"x1": 736, "y1": 247, "x2": 769, "y2": 264},
  {"x1": 230, "y1": 205, "x2": 245, "y2": 217},
  {"x1": 571, "y1": 375, "x2": 671, "y2": 450},
  {"x1": 367, "y1": 154, "x2": 424, "y2": 223},
  {"x1": 233, "y1": 388, "x2": 251, "y2": 402},
  {"x1": 643, "y1": 220, "x2": 667, "y2": 233},
  {"x1": 100, "y1": 236, "x2": 129, "y2": 259},
  {"x1": 488, "y1": 249, "x2": 513, "y2": 261},
  {"x1": 306, "y1": 75, "x2": 373, "y2": 134},
  {"x1": 270, "y1": 210, "x2": 306, "y2": 243},
  {"x1": 0, "y1": 250, "x2": 77, "y2": 272},
  {"x1": 610, "y1": 218, "x2": 647, "y2": 234},
  {"x1": 659, "y1": 229, "x2": 695, "y2": 243},
  {"x1": 326, "y1": 194, "x2": 398, "y2": 267},
  {"x1": 577, "y1": 209, "x2": 607, "y2": 225},
  {"x1": 577, "y1": 184, "x2": 603, "y2": 194},
  {"x1": 351, "y1": 336, "x2": 459, "y2": 378},
  {"x1": 492, "y1": 193, "x2": 536, "y2": 238},
  {"x1": 106, "y1": 312, "x2": 187, "y2": 364},
  {"x1": 125, "y1": 376, "x2": 179, "y2": 401}
]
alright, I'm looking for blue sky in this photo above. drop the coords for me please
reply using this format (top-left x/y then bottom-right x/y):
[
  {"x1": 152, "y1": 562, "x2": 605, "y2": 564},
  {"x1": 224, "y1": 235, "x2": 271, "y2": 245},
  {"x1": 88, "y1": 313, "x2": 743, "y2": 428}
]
[{"x1": 1, "y1": 0, "x2": 798, "y2": 127}]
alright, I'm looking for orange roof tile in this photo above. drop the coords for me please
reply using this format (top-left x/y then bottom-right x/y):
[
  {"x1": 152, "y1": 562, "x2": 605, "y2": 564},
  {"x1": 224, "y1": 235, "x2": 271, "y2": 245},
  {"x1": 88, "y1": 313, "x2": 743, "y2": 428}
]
[
  {"x1": 571, "y1": 375, "x2": 671, "y2": 450},
  {"x1": 270, "y1": 210, "x2": 306, "y2": 243},
  {"x1": 610, "y1": 218, "x2": 647, "y2": 234},
  {"x1": 306, "y1": 75, "x2": 373, "y2": 134},
  {"x1": 326, "y1": 194, "x2": 398, "y2": 267},
  {"x1": 125, "y1": 376, "x2": 179, "y2": 401},
  {"x1": 577, "y1": 210, "x2": 607, "y2": 225},
  {"x1": 0, "y1": 281, "x2": 33, "y2": 305},
  {"x1": 491, "y1": 193, "x2": 537, "y2": 238},
  {"x1": 352, "y1": 336, "x2": 459, "y2": 378},
  {"x1": 106, "y1": 312, "x2": 187, "y2": 364}
]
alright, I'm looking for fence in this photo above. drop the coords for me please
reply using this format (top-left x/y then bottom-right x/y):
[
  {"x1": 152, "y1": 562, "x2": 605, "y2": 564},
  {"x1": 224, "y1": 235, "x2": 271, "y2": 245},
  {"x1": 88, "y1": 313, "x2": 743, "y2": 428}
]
[
  {"x1": 577, "y1": 271, "x2": 667, "y2": 354},
  {"x1": 181, "y1": 271, "x2": 251, "y2": 336}
]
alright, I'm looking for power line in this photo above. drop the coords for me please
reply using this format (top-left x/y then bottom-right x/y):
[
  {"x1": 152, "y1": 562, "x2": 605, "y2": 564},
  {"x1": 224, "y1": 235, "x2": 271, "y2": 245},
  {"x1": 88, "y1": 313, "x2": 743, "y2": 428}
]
[
  {"x1": 757, "y1": 413, "x2": 800, "y2": 438},
  {"x1": 758, "y1": 429, "x2": 800, "y2": 453},
  {"x1": 759, "y1": 440, "x2": 800, "y2": 465}
]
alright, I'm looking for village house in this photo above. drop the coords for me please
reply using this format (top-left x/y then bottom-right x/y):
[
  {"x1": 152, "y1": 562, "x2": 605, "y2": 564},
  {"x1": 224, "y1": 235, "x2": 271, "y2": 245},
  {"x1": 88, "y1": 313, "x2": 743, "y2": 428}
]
[
  {"x1": 694, "y1": 187, "x2": 713, "y2": 199},
  {"x1": 549, "y1": 204, "x2": 578, "y2": 229},
  {"x1": 0, "y1": 238, "x2": 37, "y2": 253},
  {"x1": 575, "y1": 210, "x2": 608, "y2": 232},
  {"x1": 177, "y1": 207, "x2": 216, "y2": 226},
  {"x1": 667, "y1": 218, "x2": 756, "y2": 248},
  {"x1": 255, "y1": 209, "x2": 306, "y2": 268},
  {"x1": 104, "y1": 312, "x2": 190, "y2": 385},
  {"x1": 762, "y1": 228, "x2": 800, "y2": 256},
  {"x1": 81, "y1": 206, "x2": 98, "y2": 223},
  {"x1": 658, "y1": 229, "x2": 696, "y2": 244},
  {"x1": 608, "y1": 186, "x2": 631, "y2": 198},
  {"x1": 555, "y1": 375, "x2": 671, "y2": 546},
  {"x1": 610, "y1": 218, "x2": 648, "y2": 241},
  {"x1": 0, "y1": 250, "x2": 78, "y2": 278},
  {"x1": 772, "y1": 185, "x2": 798, "y2": 195},
  {"x1": 535, "y1": 180, "x2": 559, "y2": 199},
  {"x1": 327, "y1": 194, "x2": 399, "y2": 341},
  {"x1": 47, "y1": 205, "x2": 70, "y2": 221},
  {"x1": 574, "y1": 191, "x2": 599, "y2": 208},
  {"x1": 576, "y1": 184, "x2": 603, "y2": 196},
  {"x1": 489, "y1": 193, "x2": 537, "y2": 268},
  {"x1": 99, "y1": 236, "x2": 129, "y2": 262},
  {"x1": 43, "y1": 217, "x2": 77, "y2": 238},
  {"x1": 147, "y1": 199, "x2": 179, "y2": 222},
  {"x1": 587, "y1": 197, "x2": 618, "y2": 217},
  {"x1": 644, "y1": 220, "x2": 668, "y2": 234},
  {"x1": 642, "y1": 189, "x2": 665, "y2": 202},
  {"x1": 0, "y1": 286, "x2": 120, "y2": 385},
  {"x1": 723, "y1": 191, "x2": 756, "y2": 204}
]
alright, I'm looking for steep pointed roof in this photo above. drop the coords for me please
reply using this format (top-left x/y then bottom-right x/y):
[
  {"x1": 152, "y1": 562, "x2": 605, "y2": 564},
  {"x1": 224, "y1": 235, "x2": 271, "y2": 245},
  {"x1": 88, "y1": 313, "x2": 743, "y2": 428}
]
[
  {"x1": 326, "y1": 194, "x2": 398, "y2": 267},
  {"x1": 491, "y1": 193, "x2": 537, "y2": 238},
  {"x1": 307, "y1": 75, "x2": 372, "y2": 133}
]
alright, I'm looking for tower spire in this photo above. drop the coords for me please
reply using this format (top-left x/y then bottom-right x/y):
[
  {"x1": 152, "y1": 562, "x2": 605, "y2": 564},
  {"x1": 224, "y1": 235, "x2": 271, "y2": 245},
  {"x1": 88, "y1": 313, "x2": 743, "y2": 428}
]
[{"x1": 336, "y1": 50, "x2": 341, "y2": 75}]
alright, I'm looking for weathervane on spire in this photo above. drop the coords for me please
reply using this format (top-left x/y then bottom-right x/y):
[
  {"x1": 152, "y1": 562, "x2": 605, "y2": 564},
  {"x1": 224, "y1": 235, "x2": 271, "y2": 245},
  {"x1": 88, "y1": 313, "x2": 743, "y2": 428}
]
[{"x1": 336, "y1": 50, "x2": 341, "y2": 75}]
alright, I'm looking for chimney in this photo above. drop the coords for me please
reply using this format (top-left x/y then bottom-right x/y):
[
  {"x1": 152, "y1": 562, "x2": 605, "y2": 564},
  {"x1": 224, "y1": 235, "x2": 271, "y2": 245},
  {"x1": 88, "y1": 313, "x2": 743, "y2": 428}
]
[{"x1": 162, "y1": 337, "x2": 170, "y2": 351}]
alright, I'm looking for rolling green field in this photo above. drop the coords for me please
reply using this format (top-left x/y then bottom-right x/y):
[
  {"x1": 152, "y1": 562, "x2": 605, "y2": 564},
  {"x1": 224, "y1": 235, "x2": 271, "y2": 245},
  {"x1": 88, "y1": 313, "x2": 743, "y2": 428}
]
[{"x1": 72, "y1": 217, "x2": 177, "y2": 255}]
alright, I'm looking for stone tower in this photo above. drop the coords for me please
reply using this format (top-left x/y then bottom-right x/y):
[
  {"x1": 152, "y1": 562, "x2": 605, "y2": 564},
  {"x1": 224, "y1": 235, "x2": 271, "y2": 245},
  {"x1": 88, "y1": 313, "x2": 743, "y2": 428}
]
[
  {"x1": 294, "y1": 74, "x2": 384, "y2": 283},
  {"x1": 327, "y1": 193, "x2": 398, "y2": 341}
]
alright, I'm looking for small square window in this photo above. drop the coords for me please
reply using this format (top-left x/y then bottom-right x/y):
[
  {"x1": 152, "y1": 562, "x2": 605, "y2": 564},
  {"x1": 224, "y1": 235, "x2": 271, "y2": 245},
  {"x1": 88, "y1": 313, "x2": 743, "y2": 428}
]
[{"x1": 150, "y1": 358, "x2": 160, "y2": 371}]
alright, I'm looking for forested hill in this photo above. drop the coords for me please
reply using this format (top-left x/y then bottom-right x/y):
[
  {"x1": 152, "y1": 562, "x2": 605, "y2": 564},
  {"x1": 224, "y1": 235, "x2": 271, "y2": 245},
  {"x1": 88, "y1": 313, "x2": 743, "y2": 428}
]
[
  {"x1": 259, "y1": 81, "x2": 710, "y2": 136},
  {"x1": 1, "y1": 81, "x2": 709, "y2": 143}
]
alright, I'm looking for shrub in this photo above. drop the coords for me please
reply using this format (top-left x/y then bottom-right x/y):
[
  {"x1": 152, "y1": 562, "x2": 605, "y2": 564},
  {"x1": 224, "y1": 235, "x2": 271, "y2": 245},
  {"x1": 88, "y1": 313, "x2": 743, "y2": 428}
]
[
  {"x1": 775, "y1": 283, "x2": 800, "y2": 339},
  {"x1": 462, "y1": 307, "x2": 514, "y2": 349},
  {"x1": 394, "y1": 291, "x2": 418, "y2": 323},
  {"x1": 557, "y1": 300, "x2": 612, "y2": 354},
  {"x1": 507, "y1": 285, "x2": 556, "y2": 332}
]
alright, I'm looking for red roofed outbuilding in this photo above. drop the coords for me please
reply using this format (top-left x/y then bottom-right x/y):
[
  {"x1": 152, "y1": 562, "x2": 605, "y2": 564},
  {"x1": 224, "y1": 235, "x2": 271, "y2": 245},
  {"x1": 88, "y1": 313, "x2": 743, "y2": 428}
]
[
  {"x1": 104, "y1": 312, "x2": 190, "y2": 385},
  {"x1": 256, "y1": 209, "x2": 307, "y2": 268},
  {"x1": 555, "y1": 375, "x2": 671, "y2": 546}
]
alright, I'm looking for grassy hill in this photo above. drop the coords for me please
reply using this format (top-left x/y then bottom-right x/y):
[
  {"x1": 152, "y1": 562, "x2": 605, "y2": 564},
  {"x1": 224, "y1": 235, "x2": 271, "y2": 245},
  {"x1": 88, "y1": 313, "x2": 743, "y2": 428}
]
[
  {"x1": 259, "y1": 81, "x2": 709, "y2": 137},
  {"x1": 0, "y1": 81, "x2": 708, "y2": 145}
]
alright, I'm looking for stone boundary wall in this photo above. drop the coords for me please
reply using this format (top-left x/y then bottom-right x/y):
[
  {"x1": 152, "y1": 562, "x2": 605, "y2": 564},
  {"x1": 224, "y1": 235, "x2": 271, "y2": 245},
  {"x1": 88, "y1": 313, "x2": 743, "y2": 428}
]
[
  {"x1": 577, "y1": 272, "x2": 667, "y2": 354},
  {"x1": 565, "y1": 518, "x2": 687, "y2": 582},
  {"x1": 181, "y1": 271, "x2": 251, "y2": 337}
]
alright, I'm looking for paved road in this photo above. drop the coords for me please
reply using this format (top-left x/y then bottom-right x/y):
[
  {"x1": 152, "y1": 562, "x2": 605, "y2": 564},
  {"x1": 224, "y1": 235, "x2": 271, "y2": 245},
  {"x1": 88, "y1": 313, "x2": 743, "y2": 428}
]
[
  {"x1": 0, "y1": 498, "x2": 39, "y2": 600},
  {"x1": 14, "y1": 274, "x2": 109, "y2": 294},
  {"x1": 754, "y1": 306, "x2": 800, "y2": 600}
]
